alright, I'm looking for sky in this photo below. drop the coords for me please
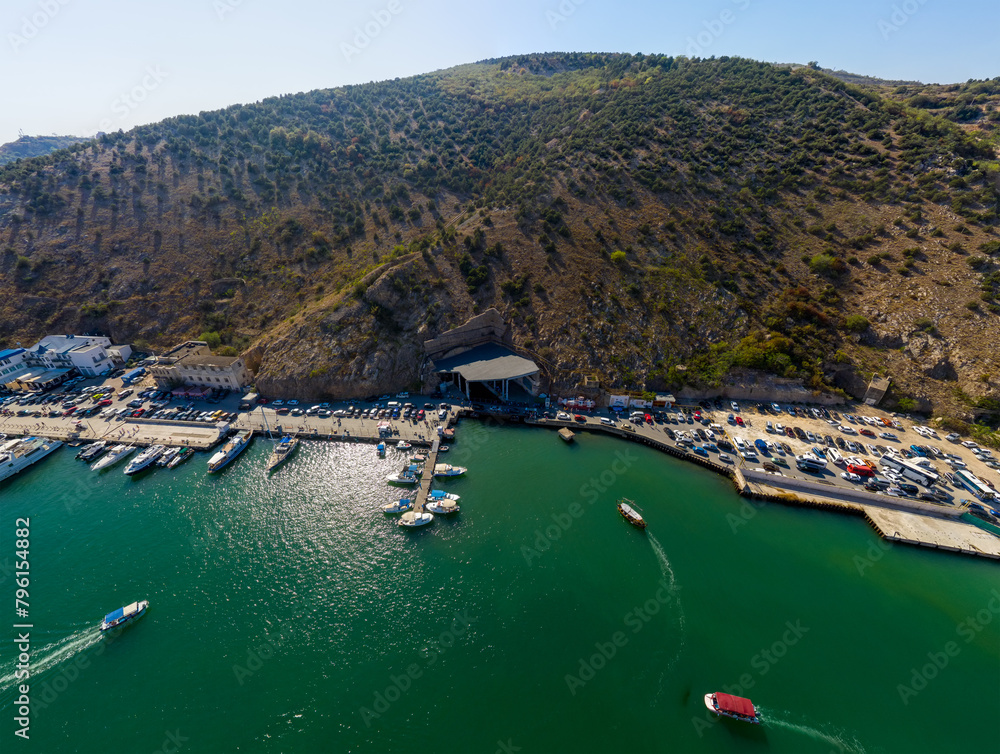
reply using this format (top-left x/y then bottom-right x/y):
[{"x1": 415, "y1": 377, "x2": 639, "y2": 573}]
[{"x1": 1, "y1": 0, "x2": 998, "y2": 145}]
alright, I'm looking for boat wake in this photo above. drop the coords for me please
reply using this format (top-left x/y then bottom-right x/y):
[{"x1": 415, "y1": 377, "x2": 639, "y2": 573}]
[
  {"x1": 647, "y1": 533, "x2": 686, "y2": 705},
  {"x1": 0, "y1": 627, "x2": 103, "y2": 694},
  {"x1": 762, "y1": 709, "x2": 867, "y2": 754}
]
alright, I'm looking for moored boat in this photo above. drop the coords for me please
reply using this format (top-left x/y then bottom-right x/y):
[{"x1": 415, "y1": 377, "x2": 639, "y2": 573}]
[
  {"x1": 167, "y1": 447, "x2": 194, "y2": 469},
  {"x1": 426, "y1": 499, "x2": 460, "y2": 515},
  {"x1": 428, "y1": 489, "x2": 460, "y2": 502},
  {"x1": 157, "y1": 447, "x2": 180, "y2": 467},
  {"x1": 397, "y1": 440, "x2": 412, "y2": 450},
  {"x1": 100, "y1": 600, "x2": 149, "y2": 632},
  {"x1": 76, "y1": 440, "x2": 107, "y2": 461},
  {"x1": 0, "y1": 437, "x2": 63, "y2": 482},
  {"x1": 124, "y1": 445, "x2": 165, "y2": 476},
  {"x1": 387, "y1": 464, "x2": 421, "y2": 485},
  {"x1": 398, "y1": 511, "x2": 434, "y2": 528},
  {"x1": 433, "y1": 463, "x2": 466, "y2": 478},
  {"x1": 92, "y1": 444, "x2": 134, "y2": 472},
  {"x1": 377, "y1": 442, "x2": 386, "y2": 456},
  {"x1": 266, "y1": 436, "x2": 299, "y2": 472},
  {"x1": 438, "y1": 445, "x2": 450, "y2": 453},
  {"x1": 704, "y1": 692, "x2": 761, "y2": 724},
  {"x1": 207, "y1": 430, "x2": 252, "y2": 473},
  {"x1": 382, "y1": 497, "x2": 414, "y2": 514},
  {"x1": 617, "y1": 498, "x2": 646, "y2": 529}
]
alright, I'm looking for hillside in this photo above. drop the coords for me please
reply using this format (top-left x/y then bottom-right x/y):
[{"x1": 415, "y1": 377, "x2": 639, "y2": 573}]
[
  {"x1": 0, "y1": 134, "x2": 89, "y2": 166},
  {"x1": 0, "y1": 54, "x2": 998, "y2": 423}
]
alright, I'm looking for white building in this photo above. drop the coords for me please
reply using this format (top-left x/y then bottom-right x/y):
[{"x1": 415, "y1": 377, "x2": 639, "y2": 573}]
[
  {"x1": 22, "y1": 334, "x2": 115, "y2": 377},
  {"x1": 150, "y1": 341, "x2": 250, "y2": 390},
  {"x1": 0, "y1": 348, "x2": 27, "y2": 382}
]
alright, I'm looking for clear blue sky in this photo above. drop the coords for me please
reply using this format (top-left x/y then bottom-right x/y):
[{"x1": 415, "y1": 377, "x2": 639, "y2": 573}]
[{"x1": 2, "y1": 0, "x2": 998, "y2": 145}]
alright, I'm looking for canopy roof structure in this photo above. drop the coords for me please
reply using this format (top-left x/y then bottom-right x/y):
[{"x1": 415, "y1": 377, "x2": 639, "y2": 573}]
[
  {"x1": 435, "y1": 343, "x2": 537, "y2": 382},
  {"x1": 715, "y1": 693, "x2": 755, "y2": 717}
]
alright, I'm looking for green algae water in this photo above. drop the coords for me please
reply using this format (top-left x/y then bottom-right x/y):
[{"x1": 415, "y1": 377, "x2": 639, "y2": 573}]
[{"x1": 2, "y1": 423, "x2": 998, "y2": 753}]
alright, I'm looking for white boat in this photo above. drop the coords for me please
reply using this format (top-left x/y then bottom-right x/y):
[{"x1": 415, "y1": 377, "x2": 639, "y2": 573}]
[
  {"x1": 207, "y1": 430, "x2": 253, "y2": 473},
  {"x1": 266, "y1": 436, "x2": 299, "y2": 472},
  {"x1": 157, "y1": 447, "x2": 180, "y2": 467},
  {"x1": 100, "y1": 600, "x2": 149, "y2": 632},
  {"x1": 0, "y1": 437, "x2": 63, "y2": 482},
  {"x1": 438, "y1": 445, "x2": 450, "y2": 453},
  {"x1": 426, "y1": 499, "x2": 460, "y2": 515},
  {"x1": 124, "y1": 445, "x2": 165, "y2": 475},
  {"x1": 167, "y1": 447, "x2": 194, "y2": 468},
  {"x1": 91, "y1": 444, "x2": 135, "y2": 471},
  {"x1": 397, "y1": 440, "x2": 412, "y2": 450},
  {"x1": 428, "y1": 489, "x2": 460, "y2": 501},
  {"x1": 433, "y1": 463, "x2": 466, "y2": 478},
  {"x1": 387, "y1": 463, "x2": 421, "y2": 485},
  {"x1": 382, "y1": 497, "x2": 414, "y2": 514},
  {"x1": 398, "y1": 511, "x2": 434, "y2": 528},
  {"x1": 76, "y1": 440, "x2": 107, "y2": 461},
  {"x1": 377, "y1": 442, "x2": 386, "y2": 455}
]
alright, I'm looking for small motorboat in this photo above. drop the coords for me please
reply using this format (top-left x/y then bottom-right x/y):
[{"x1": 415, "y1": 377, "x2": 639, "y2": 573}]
[
  {"x1": 438, "y1": 445, "x2": 450, "y2": 453},
  {"x1": 426, "y1": 499, "x2": 460, "y2": 515},
  {"x1": 704, "y1": 692, "x2": 761, "y2": 724},
  {"x1": 382, "y1": 497, "x2": 414, "y2": 514},
  {"x1": 100, "y1": 600, "x2": 149, "y2": 632},
  {"x1": 387, "y1": 464, "x2": 421, "y2": 485},
  {"x1": 433, "y1": 463, "x2": 466, "y2": 478},
  {"x1": 411, "y1": 453, "x2": 427, "y2": 463},
  {"x1": 428, "y1": 489, "x2": 460, "y2": 502},
  {"x1": 397, "y1": 441, "x2": 412, "y2": 450},
  {"x1": 398, "y1": 511, "x2": 434, "y2": 528},
  {"x1": 377, "y1": 442, "x2": 386, "y2": 456},
  {"x1": 617, "y1": 498, "x2": 646, "y2": 529},
  {"x1": 167, "y1": 447, "x2": 194, "y2": 469}
]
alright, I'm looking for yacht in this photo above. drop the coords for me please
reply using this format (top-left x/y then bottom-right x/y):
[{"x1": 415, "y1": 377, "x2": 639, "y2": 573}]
[
  {"x1": 207, "y1": 430, "x2": 253, "y2": 473},
  {"x1": 0, "y1": 437, "x2": 63, "y2": 482},
  {"x1": 76, "y1": 440, "x2": 107, "y2": 461},
  {"x1": 157, "y1": 447, "x2": 180, "y2": 467},
  {"x1": 91, "y1": 444, "x2": 134, "y2": 472},
  {"x1": 398, "y1": 511, "x2": 434, "y2": 528},
  {"x1": 265, "y1": 436, "x2": 299, "y2": 472},
  {"x1": 425, "y1": 499, "x2": 460, "y2": 515},
  {"x1": 167, "y1": 447, "x2": 194, "y2": 469},
  {"x1": 124, "y1": 445, "x2": 165, "y2": 475},
  {"x1": 433, "y1": 463, "x2": 466, "y2": 478},
  {"x1": 100, "y1": 600, "x2": 149, "y2": 632}
]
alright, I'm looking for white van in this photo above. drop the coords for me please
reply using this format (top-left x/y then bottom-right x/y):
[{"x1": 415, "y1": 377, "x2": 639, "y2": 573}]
[
  {"x1": 386, "y1": 401, "x2": 401, "y2": 409},
  {"x1": 600, "y1": 417, "x2": 615, "y2": 426}
]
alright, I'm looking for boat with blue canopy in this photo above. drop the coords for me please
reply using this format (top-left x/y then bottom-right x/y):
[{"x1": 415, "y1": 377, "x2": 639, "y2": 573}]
[{"x1": 100, "y1": 600, "x2": 149, "y2": 632}]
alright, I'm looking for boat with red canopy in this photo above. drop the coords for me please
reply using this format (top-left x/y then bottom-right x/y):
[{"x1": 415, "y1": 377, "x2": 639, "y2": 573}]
[{"x1": 704, "y1": 692, "x2": 761, "y2": 724}]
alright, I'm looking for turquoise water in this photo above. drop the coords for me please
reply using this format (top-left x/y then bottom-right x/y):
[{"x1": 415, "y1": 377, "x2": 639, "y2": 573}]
[{"x1": 1, "y1": 422, "x2": 998, "y2": 753}]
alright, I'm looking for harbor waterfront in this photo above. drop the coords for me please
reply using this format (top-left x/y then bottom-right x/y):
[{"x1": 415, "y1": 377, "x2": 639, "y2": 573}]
[{"x1": 1, "y1": 423, "x2": 998, "y2": 753}]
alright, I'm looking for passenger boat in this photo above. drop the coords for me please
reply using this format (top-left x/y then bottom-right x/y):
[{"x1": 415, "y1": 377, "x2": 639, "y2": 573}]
[
  {"x1": 100, "y1": 600, "x2": 149, "y2": 632},
  {"x1": 703, "y1": 692, "x2": 761, "y2": 724},
  {"x1": 0, "y1": 437, "x2": 63, "y2": 482},
  {"x1": 167, "y1": 447, "x2": 194, "y2": 469},
  {"x1": 617, "y1": 498, "x2": 646, "y2": 529},
  {"x1": 433, "y1": 463, "x2": 466, "y2": 478},
  {"x1": 76, "y1": 440, "x2": 107, "y2": 461},
  {"x1": 92, "y1": 444, "x2": 134, "y2": 472},
  {"x1": 426, "y1": 499, "x2": 460, "y2": 515},
  {"x1": 266, "y1": 436, "x2": 299, "y2": 472},
  {"x1": 398, "y1": 511, "x2": 434, "y2": 528},
  {"x1": 387, "y1": 464, "x2": 421, "y2": 485},
  {"x1": 397, "y1": 440, "x2": 412, "y2": 450},
  {"x1": 156, "y1": 447, "x2": 180, "y2": 467},
  {"x1": 207, "y1": 430, "x2": 252, "y2": 473},
  {"x1": 382, "y1": 497, "x2": 414, "y2": 514},
  {"x1": 124, "y1": 445, "x2": 165, "y2": 475}
]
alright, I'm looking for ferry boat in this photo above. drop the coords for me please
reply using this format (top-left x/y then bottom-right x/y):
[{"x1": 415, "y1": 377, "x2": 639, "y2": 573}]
[
  {"x1": 100, "y1": 600, "x2": 149, "y2": 632},
  {"x1": 207, "y1": 430, "x2": 252, "y2": 473},
  {"x1": 76, "y1": 440, "x2": 107, "y2": 461},
  {"x1": 382, "y1": 497, "x2": 414, "y2": 514},
  {"x1": 398, "y1": 511, "x2": 434, "y2": 528},
  {"x1": 266, "y1": 436, "x2": 299, "y2": 472},
  {"x1": 0, "y1": 437, "x2": 63, "y2": 482},
  {"x1": 704, "y1": 692, "x2": 761, "y2": 724},
  {"x1": 156, "y1": 447, "x2": 180, "y2": 467},
  {"x1": 167, "y1": 447, "x2": 194, "y2": 469},
  {"x1": 617, "y1": 498, "x2": 646, "y2": 529},
  {"x1": 387, "y1": 464, "x2": 421, "y2": 485},
  {"x1": 124, "y1": 445, "x2": 165, "y2": 475},
  {"x1": 92, "y1": 444, "x2": 134, "y2": 472},
  {"x1": 426, "y1": 499, "x2": 460, "y2": 515},
  {"x1": 433, "y1": 463, "x2": 466, "y2": 478}
]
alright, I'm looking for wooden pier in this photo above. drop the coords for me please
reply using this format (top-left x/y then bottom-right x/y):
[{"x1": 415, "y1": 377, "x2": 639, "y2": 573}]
[{"x1": 413, "y1": 438, "x2": 441, "y2": 512}]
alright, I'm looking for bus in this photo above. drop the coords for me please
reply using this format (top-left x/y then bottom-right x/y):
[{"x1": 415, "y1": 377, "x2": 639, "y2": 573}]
[
  {"x1": 880, "y1": 454, "x2": 939, "y2": 487},
  {"x1": 953, "y1": 469, "x2": 999, "y2": 502},
  {"x1": 120, "y1": 367, "x2": 145, "y2": 385}
]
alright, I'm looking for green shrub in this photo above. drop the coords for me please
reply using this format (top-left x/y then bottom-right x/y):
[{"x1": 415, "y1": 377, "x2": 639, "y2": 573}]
[{"x1": 844, "y1": 315, "x2": 870, "y2": 333}]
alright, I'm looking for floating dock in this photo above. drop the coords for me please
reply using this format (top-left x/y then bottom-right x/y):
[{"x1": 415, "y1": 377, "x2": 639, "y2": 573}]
[
  {"x1": 558, "y1": 428, "x2": 575, "y2": 443},
  {"x1": 412, "y1": 438, "x2": 441, "y2": 512}
]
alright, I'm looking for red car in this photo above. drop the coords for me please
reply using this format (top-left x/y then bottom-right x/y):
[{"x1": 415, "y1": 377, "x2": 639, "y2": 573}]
[
  {"x1": 132, "y1": 409, "x2": 145, "y2": 417},
  {"x1": 574, "y1": 414, "x2": 586, "y2": 422},
  {"x1": 416, "y1": 410, "x2": 425, "y2": 420},
  {"x1": 62, "y1": 406, "x2": 77, "y2": 417},
  {"x1": 859, "y1": 428, "x2": 876, "y2": 437},
  {"x1": 276, "y1": 407, "x2": 290, "y2": 415},
  {"x1": 735, "y1": 416, "x2": 744, "y2": 426},
  {"x1": 98, "y1": 398, "x2": 113, "y2": 406}
]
